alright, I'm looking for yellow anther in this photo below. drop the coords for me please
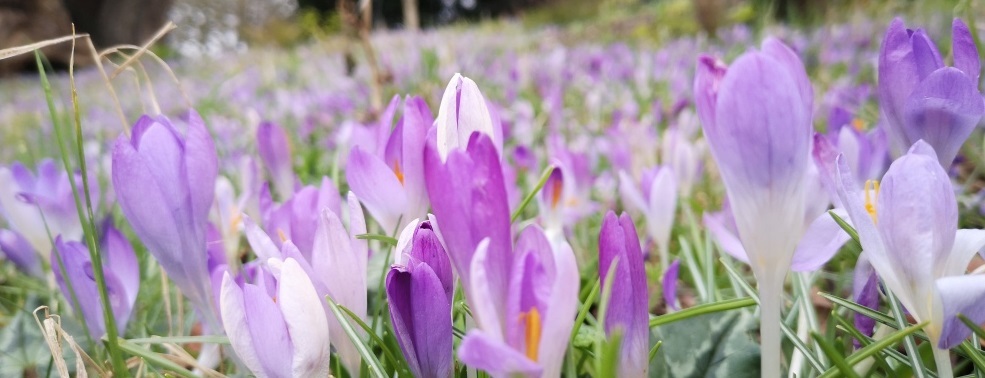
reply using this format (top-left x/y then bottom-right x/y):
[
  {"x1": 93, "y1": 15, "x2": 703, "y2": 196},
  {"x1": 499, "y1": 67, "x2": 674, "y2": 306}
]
[
  {"x1": 277, "y1": 229, "x2": 288, "y2": 243},
  {"x1": 521, "y1": 307, "x2": 542, "y2": 362},
  {"x1": 228, "y1": 208, "x2": 243, "y2": 234},
  {"x1": 863, "y1": 180, "x2": 880, "y2": 224},
  {"x1": 393, "y1": 160, "x2": 405, "y2": 185},
  {"x1": 852, "y1": 118, "x2": 866, "y2": 131}
]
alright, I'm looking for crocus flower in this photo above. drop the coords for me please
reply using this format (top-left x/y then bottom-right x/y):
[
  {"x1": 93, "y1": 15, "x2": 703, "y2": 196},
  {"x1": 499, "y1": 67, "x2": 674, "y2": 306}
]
[
  {"x1": 835, "y1": 140, "x2": 985, "y2": 376},
  {"x1": 112, "y1": 112, "x2": 219, "y2": 326},
  {"x1": 51, "y1": 225, "x2": 139, "y2": 340},
  {"x1": 878, "y1": 18, "x2": 984, "y2": 167},
  {"x1": 256, "y1": 121, "x2": 296, "y2": 199},
  {"x1": 695, "y1": 37, "x2": 813, "y2": 377},
  {"x1": 0, "y1": 159, "x2": 91, "y2": 260},
  {"x1": 619, "y1": 166, "x2": 678, "y2": 271},
  {"x1": 219, "y1": 258, "x2": 331, "y2": 378},
  {"x1": 434, "y1": 73, "x2": 503, "y2": 160},
  {"x1": 663, "y1": 259, "x2": 681, "y2": 312},
  {"x1": 0, "y1": 230, "x2": 42, "y2": 277},
  {"x1": 260, "y1": 176, "x2": 342, "y2": 261},
  {"x1": 661, "y1": 110, "x2": 705, "y2": 195},
  {"x1": 458, "y1": 226, "x2": 579, "y2": 377},
  {"x1": 598, "y1": 211, "x2": 649, "y2": 378},
  {"x1": 425, "y1": 132, "x2": 512, "y2": 316},
  {"x1": 386, "y1": 220, "x2": 454, "y2": 378},
  {"x1": 347, "y1": 96, "x2": 432, "y2": 233}
]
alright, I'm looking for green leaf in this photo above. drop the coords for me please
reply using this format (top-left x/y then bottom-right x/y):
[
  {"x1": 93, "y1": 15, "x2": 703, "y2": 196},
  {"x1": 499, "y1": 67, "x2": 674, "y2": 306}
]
[
  {"x1": 958, "y1": 314, "x2": 985, "y2": 340},
  {"x1": 813, "y1": 332, "x2": 860, "y2": 378},
  {"x1": 819, "y1": 292, "x2": 895, "y2": 326},
  {"x1": 337, "y1": 304, "x2": 413, "y2": 377},
  {"x1": 817, "y1": 321, "x2": 929, "y2": 378},
  {"x1": 510, "y1": 165, "x2": 555, "y2": 223},
  {"x1": 569, "y1": 279, "x2": 599, "y2": 343},
  {"x1": 599, "y1": 330, "x2": 623, "y2": 377},
  {"x1": 650, "y1": 310, "x2": 760, "y2": 378},
  {"x1": 325, "y1": 295, "x2": 388, "y2": 377},
  {"x1": 355, "y1": 233, "x2": 398, "y2": 246},
  {"x1": 126, "y1": 336, "x2": 229, "y2": 345},
  {"x1": 828, "y1": 211, "x2": 860, "y2": 247},
  {"x1": 116, "y1": 338, "x2": 196, "y2": 378},
  {"x1": 648, "y1": 297, "x2": 756, "y2": 328}
]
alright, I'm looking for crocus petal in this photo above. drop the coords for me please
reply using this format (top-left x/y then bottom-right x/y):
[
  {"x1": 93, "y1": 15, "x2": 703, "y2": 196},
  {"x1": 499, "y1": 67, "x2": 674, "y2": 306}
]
[
  {"x1": 761, "y1": 37, "x2": 813, "y2": 112},
  {"x1": 102, "y1": 225, "x2": 140, "y2": 314},
  {"x1": 242, "y1": 283, "x2": 293, "y2": 378},
  {"x1": 693, "y1": 55, "x2": 727, "y2": 131},
  {"x1": 393, "y1": 218, "x2": 420, "y2": 265},
  {"x1": 790, "y1": 211, "x2": 849, "y2": 272},
  {"x1": 878, "y1": 18, "x2": 921, "y2": 155},
  {"x1": 243, "y1": 216, "x2": 282, "y2": 261},
  {"x1": 276, "y1": 258, "x2": 331, "y2": 377},
  {"x1": 256, "y1": 122, "x2": 295, "y2": 198},
  {"x1": 951, "y1": 18, "x2": 980, "y2": 84},
  {"x1": 0, "y1": 229, "x2": 41, "y2": 277},
  {"x1": 662, "y1": 259, "x2": 681, "y2": 311},
  {"x1": 598, "y1": 212, "x2": 649, "y2": 377},
  {"x1": 909, "y1": 29, "x2": 944, "y2": 80},
  {"x1": 409, "y1": 221, "x2": 455, "y2": 302},
  {"x1": 219, "y1": 273, "x2": 266, "y2": 376},
  {"x1": 435, "y1": 74, "x2": 498, "y2": 160},
  {"x1": 934, "y1": 275, "x2": 985, "y2": 349},
  {"x1": 646, "y1": 167, "x2": 677, "y2": 261},
  {"x1": 703, "y1": 211, "x2": 750, "y2": 264},
  {"x1": 51, "y1": 238, "x2": 105, "y2": 339},
  {"x1": 399, "y1": 96, "x2": 433, "y2": 219},
  {"x1": 468, "y1": 238, "x2": 504, "y2": 340},
  {"x1": 386, "y1": 262, "x2": 453, "y2": 378},
  {"x1": 617, "y1": 171, "x2": 647, "y2": 214},
  {"x1": 536, "y1": 240, "x2": 579, "y2": 378},
  {"x1": 943, "y1": 229, "x2": 985, "y2": 277},
  {"x1": 458, "y1": 331, "x2": 542, "y2": 378},
  {"x1": 853, "y1": 254, "x2": 880, "y2": 347},
  {"x1": 346, "y1": 146, "x2": 409, "y2": 233},
  {"x1": 902, "y1": 67, "x2": 985, "y2": 167}
]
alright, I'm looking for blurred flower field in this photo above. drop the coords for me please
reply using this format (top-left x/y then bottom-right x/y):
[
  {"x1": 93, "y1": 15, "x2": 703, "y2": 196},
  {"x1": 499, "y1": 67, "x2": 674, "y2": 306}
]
[{"x1": 1, "y1": 2, "x2": 985, "y2": 377}]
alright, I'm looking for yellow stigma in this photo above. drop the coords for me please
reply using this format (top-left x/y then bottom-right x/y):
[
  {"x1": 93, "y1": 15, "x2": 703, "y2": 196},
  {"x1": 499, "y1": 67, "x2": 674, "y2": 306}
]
[
  {"x1": 393, "y1": 160, "x2": 405, "y2": 185},
  {"x1": 852, "y1": 118, "x2": 866, "y2": 131},
  {"x1": 522, "y1": 308, "x2": 542, "y2": 362},
  {"x1": 228, "y1": 208, "x2": 243, "y2": 234},
  {"x1": 277, "y1": 229, "x2": 288, "y2": 243},
  {"x1": 864, "y1": 180, "x2": 880, "y2": 223}
]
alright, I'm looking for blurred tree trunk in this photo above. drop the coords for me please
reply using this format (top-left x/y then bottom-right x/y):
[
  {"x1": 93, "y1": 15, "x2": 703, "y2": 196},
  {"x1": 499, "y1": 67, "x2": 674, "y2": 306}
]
[
  {"x1": 61, "y1": 0, "x2": 174, "y2": 47},
  {"x1": 402, "y1": 0, "x2": 419, "y2": 30},
  {"x1": 0, "y1": 0, "x2": 78, "y2": 74}
]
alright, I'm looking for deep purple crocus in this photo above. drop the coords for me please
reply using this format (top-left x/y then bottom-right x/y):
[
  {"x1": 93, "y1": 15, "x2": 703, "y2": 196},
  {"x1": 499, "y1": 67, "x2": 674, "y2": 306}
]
[
  {"x1": 695, "y1": 37, "x2": 814, "y2": 377},
  {"x1": 835, "y1": 140, "x2": 985, "y2": 376},
  {"x1": 458, "y1": 226, "x2": 579, "y2": 377},
  {"x1": 51, "y1": 225, "x2": 139, "y2": 340},
  {"x1": 112, "y1": 112, "x2": 219, "y2": 327},
  {"x1": 598, "y1": 211, "x2": 649, "y2": 378},
  {"x1": 256, "y1": 121, "x2": 296, "y2": 199},
  {"x1": 878, "y1": 18, "x2": 984, "y2": 167},
  {"x1": 347, "y1": 96, "x2": 432, "y2": 233},
  {"x1": 386, "y1": 220, "x2": 454, "y2": 378}
]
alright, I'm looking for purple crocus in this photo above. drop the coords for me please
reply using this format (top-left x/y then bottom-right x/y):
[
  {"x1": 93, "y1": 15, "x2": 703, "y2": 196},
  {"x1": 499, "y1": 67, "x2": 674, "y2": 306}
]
[
  {"x1": 878, "y1": 18, "x2": 984, "y2": 167},
  {"x1": 0, "y1": 230, "x2": 42, "y2": 277},
  {"x1": 425, "y1": 132, "x2": 512, "y2": 318},
  {"x1": 256, "y1": 121, "x2": 296, "y2": 199},
  {"x1": 695, "y1": 37, "x2": 813, "y2": 377},
  {"x1": 386, "y1": 220, "x2": 454, "y2": 378},
  {"x1": 619, "y1": 166, "x2": 678, "y2": 271},
  {"x1": 598, "y1": 211, "x2": 649, "y2": 377},
  {"x1": 434, "y1": 74, "x2": 503, "y2": 160},
  {"x1": 260, "y1": 176, "x2": 342, "y2": 261},
  {"x1": 0, "y1": 159, "x2": 91, "y2": 262},
  {"x1": 835, "y1": 140, "x2": 985, "y2": 376},
  {"x1": 51, "y1": 225, "x2": 139, "y2": 340},
  {"x1": 219, "y1": 258, "x2": 331, "y2": 377},
  {"x1": 347, "y1": 96, "x2": 432, "y2": 233},
  {"x1": 458, "y1": 226, "x2": 579, "y2": 377},
  {"x1": 112, "y1": 112, "x2": 219, "y2": 327}
]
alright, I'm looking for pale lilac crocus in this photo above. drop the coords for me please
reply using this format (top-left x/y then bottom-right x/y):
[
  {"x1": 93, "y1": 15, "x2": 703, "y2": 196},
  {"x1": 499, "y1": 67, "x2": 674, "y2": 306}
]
[
  {"x1": 386, "y1": 220, "x2": 454, "y2": 378},
  {"x1": 598, "y1": 211, "x2": 649, "y2": 378},
  {"x1": 51, "y1": 225, "x2": 139, "y2": 340},
  {"x1": 0, "y1": 230, "x2": 41, "y2": 277},
  {"x1": 878, "y1": 18, "x2": 984, "y2": 167},
  {"x1": 347, "y1": 96, "x2": 432, "y2": 233},
  {"x1": 835, "y1": 141, "x2": 985, "y2": 377},
  {"x1": 619, "y1": 166, "x2": 678, "y2": 271},
  {"x1": 112, "y1": 112, "x2": 219, "y2": 327},
  {"x1": 256, "y1": 121, "x2": 296, "y2": 199},
  {"x1": 458, "y1": 226, "x2": 579, "y2": 377},
  {"x1": 260, "y1": 176, "x2": 342, "y2": 261},
  {"x1": 661, "y1": 110, "x2": 705, "y2": 195},
  {"x1": 434, "y1": 73, "x2": 503, "y2": 160},
  {"x1": 0, "y1": 159, "x2": 91, "y2": 263},
  {"x1": 219, "y1": 258, "x2": 331, "y2": 378},
  {"x1": 695, "y1": 37, "x2": 813, "y2": 377}
]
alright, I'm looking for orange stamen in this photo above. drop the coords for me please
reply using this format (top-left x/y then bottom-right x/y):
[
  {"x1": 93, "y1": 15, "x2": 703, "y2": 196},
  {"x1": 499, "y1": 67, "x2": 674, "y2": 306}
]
[
  {"x1": 864, "y1": 180, "x2": 880, "y2": 224},
  {"x1": 393, "y1": 160, "x2": 405, "y2": 185},
  {"x1": 522, "y1": 308, "x2": 542, "y2": 362}
]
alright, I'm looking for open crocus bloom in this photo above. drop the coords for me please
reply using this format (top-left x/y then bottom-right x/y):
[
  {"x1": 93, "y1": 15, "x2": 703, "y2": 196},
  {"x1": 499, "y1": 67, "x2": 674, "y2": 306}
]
[
  {"x1": 347, "y1": 95, "x2": 432, "y2": 233},
  {"x1": 835, "y1": 141, "x2": 985, "y2": 372},
  {"x1": 434, "y1": 73, "x2": 503, "y2": 160},
  {"x1": 458, "y1": 226, "x2": 579, "y2": 377},
  {"x1": 878, "y1": 18, "x2": 984, "y2": 167},
  {"x1": 219, "y1": 257, "x2": 331, "y2": 378},
  {"x1": 0, "y1": 159, "x2": 92, "y2": 266}
]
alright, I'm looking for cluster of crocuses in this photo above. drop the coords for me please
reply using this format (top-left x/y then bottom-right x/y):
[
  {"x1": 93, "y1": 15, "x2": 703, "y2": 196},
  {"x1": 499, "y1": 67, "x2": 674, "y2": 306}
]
[{"x1": 2, "y1": 15, "x2": 984, "y2": 378}]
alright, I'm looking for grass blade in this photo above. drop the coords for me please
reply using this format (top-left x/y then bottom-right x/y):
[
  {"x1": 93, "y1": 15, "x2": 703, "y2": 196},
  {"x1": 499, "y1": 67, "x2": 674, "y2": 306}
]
[
  {"x1": 648, "y1": 297, "x2": 756, "y2": 328},
  {"x1": 325, "y1": 295, "x2": 387, "y2": 377},
  {"x1": 510, "y1": 165, "x2": 555, "y2": 223},
  {"x1": 817, "y1": 321, "x2": 929, "y2": 378},
  {"x1": 812, "y1": 332, "x2": 860, "y2": 378},
  {"x1": 116, "y1": 338, "x2": 196, "y2": 378}
]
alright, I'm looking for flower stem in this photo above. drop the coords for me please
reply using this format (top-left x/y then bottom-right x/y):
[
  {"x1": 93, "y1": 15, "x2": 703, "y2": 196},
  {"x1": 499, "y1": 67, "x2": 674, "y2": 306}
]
[
  {"x1": 759, "y1": 276, "x2": 783, "y2": 378},
  {"x1": 932, "y1": 347, "x2": 953, "y2": 378}
]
